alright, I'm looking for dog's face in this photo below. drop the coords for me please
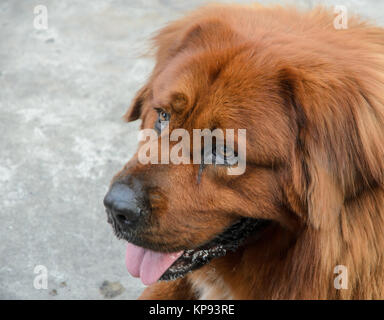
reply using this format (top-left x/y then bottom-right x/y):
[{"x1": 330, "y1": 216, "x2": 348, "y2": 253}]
[
  {"x1": 104, "y1": 43, "x2": 303, "y2": 283},
  {"x1": 104, "y1": 14, "x2": 377, "y2": 285},
  {"x1": 102, "y1": 4, "x2": 384, "y2": 297}
]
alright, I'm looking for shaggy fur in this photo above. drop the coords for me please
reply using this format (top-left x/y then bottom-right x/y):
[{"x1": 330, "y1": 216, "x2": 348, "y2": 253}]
[{"x1": 114, "y1": 4, "x2": 384, "y2": 299}]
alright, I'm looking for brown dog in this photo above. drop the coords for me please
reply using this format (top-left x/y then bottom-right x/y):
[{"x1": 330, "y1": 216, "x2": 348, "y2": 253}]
[{"x1": 104, "y1": 4, "x2": 384, "y2": 299}]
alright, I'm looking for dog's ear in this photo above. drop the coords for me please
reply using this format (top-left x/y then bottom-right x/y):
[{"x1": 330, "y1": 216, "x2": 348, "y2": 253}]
[
  {"x1": 123, "y1": 85, "x2": 150, "y2": 122},
  {"x1": 125, "y1": 15, "x2": 233, "y2": 123},
  {"x1": 152, "y1": 15, "x2": 236, "y2": 69},
  {"x1": 281, "y1": 65, "x2": 384, "y2": 229},
  {"x1": 280, "y1": 67, "x2": 345, "y2": 230}
]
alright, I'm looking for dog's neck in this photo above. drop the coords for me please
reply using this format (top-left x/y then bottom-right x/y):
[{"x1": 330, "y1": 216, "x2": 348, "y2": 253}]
[{"x1": 189, "y1": 187, "x2": 384, "y2": 299}]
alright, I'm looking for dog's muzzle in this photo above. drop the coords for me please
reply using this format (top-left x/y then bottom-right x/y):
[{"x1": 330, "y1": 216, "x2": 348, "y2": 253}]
[{"x1": 103, "y1": 182, "x2": 146, "y2": 229}]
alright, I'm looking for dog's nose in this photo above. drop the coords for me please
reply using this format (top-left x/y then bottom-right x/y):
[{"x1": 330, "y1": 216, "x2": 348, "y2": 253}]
[{"x1": 103, "y1": 183, "x2": 142, "y2": 226}]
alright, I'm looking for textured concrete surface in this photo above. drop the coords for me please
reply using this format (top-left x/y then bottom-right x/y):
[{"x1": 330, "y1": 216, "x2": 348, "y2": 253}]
[{"x1": 0, "y1": 0, "x2": 383, "y2": 300}]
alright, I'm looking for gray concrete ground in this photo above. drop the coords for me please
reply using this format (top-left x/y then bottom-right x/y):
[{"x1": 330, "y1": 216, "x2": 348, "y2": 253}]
[{"x1": 0, "y1": 0, "x2": 383, "y2": 300}]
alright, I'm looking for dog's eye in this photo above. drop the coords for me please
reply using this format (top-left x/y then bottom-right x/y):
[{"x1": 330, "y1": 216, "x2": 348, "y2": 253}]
[
  {"x1": 159, "y1": 111, "x2": 169, "y2": 122},
  {"x1": 212, "y1": 145, "x2": 238, "y2": 166},
  {"x1": 155, "y1": 109, "x2": 170, "y2": 133}
]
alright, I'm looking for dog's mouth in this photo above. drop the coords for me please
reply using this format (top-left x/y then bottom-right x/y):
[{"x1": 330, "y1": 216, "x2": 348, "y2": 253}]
[{"x1": 124, "y1": 218, "x2": 270, "y2": 286}]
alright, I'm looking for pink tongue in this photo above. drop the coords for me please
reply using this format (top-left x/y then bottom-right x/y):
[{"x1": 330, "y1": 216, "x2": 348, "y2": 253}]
[{"x1": 125, "y1": 243, "x2": 183, "y2": 286}]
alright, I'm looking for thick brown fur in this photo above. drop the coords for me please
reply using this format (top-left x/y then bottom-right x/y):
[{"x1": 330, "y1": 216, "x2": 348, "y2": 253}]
[{"x1": 116, "y1": 4, "x2": 384, "y2": 299}]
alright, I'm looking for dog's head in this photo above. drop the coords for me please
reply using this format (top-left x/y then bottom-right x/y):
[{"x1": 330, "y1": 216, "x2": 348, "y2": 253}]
[{"x1": 104, "y1": 6, "x2": 384, "y2": 286}]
